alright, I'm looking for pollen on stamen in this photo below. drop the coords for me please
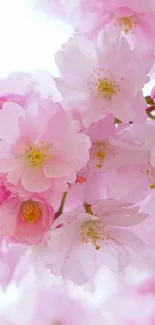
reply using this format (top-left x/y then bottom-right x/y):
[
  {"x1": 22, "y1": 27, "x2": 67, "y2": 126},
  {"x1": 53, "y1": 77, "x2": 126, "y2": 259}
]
[
  {"x1": 21, "y1": 200, "x2": 41, "y2": 224},
  {"x1": 25, "y1": 140, "x2": 52, "y2": 169},
  {"x1": 91, "y1": 140, "x2": 116, "y2": 169},
  {"x1": 97, "y1": 78, "x2": 119, "y2": 99},
  {"x1": 87, "y1": 69, "x2": 120, "y2": 100},
  {"x1": 119, "y1": 16, "x2": 137, "y2": 34},
  {"x1": 92, "y1": 141, "x2": 107, "y2": 169},
  {"x1": 80, "y1": 219, "x2": 110, "y2": 250}
]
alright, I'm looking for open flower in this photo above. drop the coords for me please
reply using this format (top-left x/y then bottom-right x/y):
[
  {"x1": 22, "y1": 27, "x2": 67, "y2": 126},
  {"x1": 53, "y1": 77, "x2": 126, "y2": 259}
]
[
  {"x1": 0, "y1": 195, "x2": 55, "y2": 245},
  {"x1": 39, "y1": 200, "x2": 148, "y2": 284},
  {"x1": 56, "y1": 27, "x2": 148, "y2": 127},
  {"x1": 0, "y1": 101, "x2": 90, "y2": 194}
]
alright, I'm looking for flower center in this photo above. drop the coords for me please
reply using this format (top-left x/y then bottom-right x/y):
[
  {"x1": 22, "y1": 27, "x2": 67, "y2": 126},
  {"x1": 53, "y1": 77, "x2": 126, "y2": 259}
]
[
  {"x1": 92, "y1": 141, "x2": 107, "y2": 168},
  {"x1": 87, "y1": 69, "x2": 120, "y2": 100},
  {"x1": 25, "y1": 141, "x2": 51, "y2": 169},
  {"x1": 80, "y1": 220, "x2": 105, "y2": 250},
  {"x1": 97, "y1": 78, "x2": 118, "y2": 99},
  {"x1": 119, "y1": 16, "x2": 137, "y2": 34},
  {"x1": 21, "y1": 200, "x2": 41, "y2": 224},
  {"x1": 91, "y1": 141, "x2": 115, "y2": 169}
]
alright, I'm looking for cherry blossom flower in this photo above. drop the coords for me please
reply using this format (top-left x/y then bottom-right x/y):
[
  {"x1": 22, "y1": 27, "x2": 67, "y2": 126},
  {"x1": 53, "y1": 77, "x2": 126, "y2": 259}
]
[
  {"x1": 39, "y1": 200, "x2": 148, "y2": 284},
  {"x1": 56, "y1": 27, "x2": 149, "y2": 127},
  {"x1": 85, "y1": 115, "x2": 149, "y2": 172},
  {"x1": 0, "y1": 194, "x2": 55, "y2": 245},
  {"x1": 0, "y1": 101, "x2": 90, "y2": 194},
  {"x1": 105, "y1": 0, "x2": 155, "y2": 14},
  {"x1": 78, "y1": 0, "x2": 155, "y2": 44},
  {"x1": 0, "y1": 71, "x2": 61, "y2": 110}
]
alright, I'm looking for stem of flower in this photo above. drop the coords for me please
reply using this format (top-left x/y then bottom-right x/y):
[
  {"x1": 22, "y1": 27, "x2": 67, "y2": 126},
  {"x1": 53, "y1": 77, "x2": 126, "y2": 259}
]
[{"x1": 55, "y1": 191, "x2": 68, "y2": 219}]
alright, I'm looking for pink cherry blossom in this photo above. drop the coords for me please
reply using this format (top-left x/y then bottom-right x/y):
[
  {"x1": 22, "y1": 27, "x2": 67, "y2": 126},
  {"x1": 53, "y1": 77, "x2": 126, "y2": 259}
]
[
  {"x1": 0, "y1": 71, "x2": 61, "y2": 110},
  {"x1": 85, "y1": 115, "x2": 149, "y2": 172},
  {"x1": 79, "y1": 0, "x2": 155, "y2": 44},
  {"x1": 0, "y1": 194, "x2": 55, "y2": 245},
  {"x1": 56, "y1": 27, "x2": 149, "y2": 127},
  {"x1": 0, "y1": 101, "x2": 90, "y2": 194},
  {"x1": 66, "y1": 168, "x2": 107, "y2": 207},
  {"x1": 39, "y1": 200, "x2": 148, "y2": 284},
  {"x1": 105, "y1": 0, "x2": 155, "y2": 14}
]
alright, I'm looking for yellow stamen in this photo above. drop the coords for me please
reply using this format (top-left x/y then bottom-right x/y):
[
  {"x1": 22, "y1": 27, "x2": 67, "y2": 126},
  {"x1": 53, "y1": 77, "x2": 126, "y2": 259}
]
[
  {"x1": 87, "y1": 69, "x2": 120, "y2": 99},
  {"x1": 25, "y1": 141, "x2": 51, "y2": 169},
  {"x1": 80, "y1": 220, "x2": 104, "y2": 250},
  {"x1": 119, "y1": 16, "x2": 136, "y2": 34},
  {"x1": 92, "y1": 141, "x2": 108, "y2": 169},
  {"x1": 21, "y1": 200, "x2": 41, "y2": 224},
  {"x1": 97, "y1": 78, "x2": 119, "y2": 99}
]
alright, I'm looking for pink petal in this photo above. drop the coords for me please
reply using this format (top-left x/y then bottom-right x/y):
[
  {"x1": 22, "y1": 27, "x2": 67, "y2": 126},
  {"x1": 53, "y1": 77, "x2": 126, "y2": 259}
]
[
  {"x1": 101, "y1": 209, "x2": 148, "y2": 227},
  {"x1": 0, "y1": 159, "x2": 19, "y2": 173},
  {"x1": 151, "y1": 145, "x2": 155, "y2": 167},
  {"x1": 7, "y1": 162, "x2": 25, "y2": 185},
  {"x1": 112, "y1": 229, "x2": 147, "y2": 255},
  {"x1": 98, "y1": 240, "x2": 129, "y2": 272},
  {"x1": 0, "y1": 102, "x2": 24, "y2": 143},
  {"x1": 21, "y1": 168, "x2": 50, "y2": 192},
  {"x1": 0, "y1": 197, "x2": 20, "y2": 236},
  {"x1": 43, "y1": 160, "x2": 74, "y2": 178}
]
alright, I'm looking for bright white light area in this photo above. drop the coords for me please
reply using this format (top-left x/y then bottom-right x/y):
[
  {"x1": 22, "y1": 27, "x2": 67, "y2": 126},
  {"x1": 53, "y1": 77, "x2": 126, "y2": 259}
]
[{"x1": 0, "y1": 0, "x2": 72, "y2": 78}]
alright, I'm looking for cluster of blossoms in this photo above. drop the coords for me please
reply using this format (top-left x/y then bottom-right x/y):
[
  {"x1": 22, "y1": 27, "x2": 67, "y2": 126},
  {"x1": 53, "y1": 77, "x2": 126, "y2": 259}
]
[{"x1": 1, "y1": 0, "x2": 155, "y2": 324}]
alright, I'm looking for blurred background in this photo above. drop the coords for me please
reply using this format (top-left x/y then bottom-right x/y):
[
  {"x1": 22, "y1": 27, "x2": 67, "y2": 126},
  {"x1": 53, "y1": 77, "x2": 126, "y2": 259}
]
[{"x1": 0, "y1": 0, "x2": 72, "y2": 77}]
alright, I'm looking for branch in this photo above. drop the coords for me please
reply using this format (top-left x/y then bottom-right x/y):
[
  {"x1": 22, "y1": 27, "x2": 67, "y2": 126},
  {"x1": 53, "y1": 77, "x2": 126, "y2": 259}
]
[{"x1": 55, "y1": 191, "x2": 68, "y2": 219}]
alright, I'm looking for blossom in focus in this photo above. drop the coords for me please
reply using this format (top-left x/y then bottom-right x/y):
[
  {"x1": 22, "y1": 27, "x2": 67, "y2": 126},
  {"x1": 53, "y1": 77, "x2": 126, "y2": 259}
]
[
  {"x1": 0, "y1": 101, "x2": 90, "y2": 194},
  {"x1": 39, "y1": 200, "x2": 148, "y2": 284},
  {"x1": 0, "y1": 195, "x2": 55, "y2": 245},
  {"x1": 56, "y1": 27, "x2": 148, "y2": 127}
]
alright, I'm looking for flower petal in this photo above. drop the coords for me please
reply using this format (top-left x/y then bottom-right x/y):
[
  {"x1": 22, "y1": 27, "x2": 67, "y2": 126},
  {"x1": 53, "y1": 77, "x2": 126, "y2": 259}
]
[{"x1": 21, "y1": 168, "x2": 50, "y2": 192}]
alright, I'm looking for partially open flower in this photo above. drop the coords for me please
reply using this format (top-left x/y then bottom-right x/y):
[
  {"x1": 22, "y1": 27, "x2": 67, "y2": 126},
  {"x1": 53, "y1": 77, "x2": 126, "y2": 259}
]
[{"x1": 0, "y1": 195, "x2": 55, "y2": 245}]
